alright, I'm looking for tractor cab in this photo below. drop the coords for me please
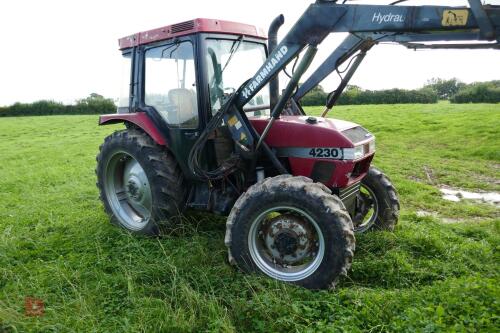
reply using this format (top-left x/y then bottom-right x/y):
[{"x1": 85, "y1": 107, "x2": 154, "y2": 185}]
[{"x1": 114, "y1": 19, "x2": 271, "y2": 173}]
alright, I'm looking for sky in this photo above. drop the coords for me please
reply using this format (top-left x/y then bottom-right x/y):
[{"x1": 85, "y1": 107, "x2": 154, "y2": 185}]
[{"x1": 0, "y1": 0, "x2": 499, "y2": 106}]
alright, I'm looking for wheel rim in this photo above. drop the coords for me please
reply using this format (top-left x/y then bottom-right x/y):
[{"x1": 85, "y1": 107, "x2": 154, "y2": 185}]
[
  {"x1": 354, "y1": 184, "x2": 379, "y2": 232},
  {"x1": 248, "y1": 206, "x2": 325, "y2": 282},
  {"x1": 104, "y1": 151, "x2": 152, "y2": 230}
]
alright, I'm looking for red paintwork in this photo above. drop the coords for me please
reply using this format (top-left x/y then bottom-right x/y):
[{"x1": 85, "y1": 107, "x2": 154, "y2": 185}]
[
  {"x1": 249, "y1": 116, "x2": 374, "y2": 188},
  {"x1": 99, "y1": 113, "x2": 167, "y2": 146},
  {"x1": 250, "y1": 116, "x2": 358, "y2": 148},
  {"x1": 98, "y1": 113, "x2": 371, "y2": 188},
  {"x1": 119, "y1": 18, "x2": 267, "y2": 50}
]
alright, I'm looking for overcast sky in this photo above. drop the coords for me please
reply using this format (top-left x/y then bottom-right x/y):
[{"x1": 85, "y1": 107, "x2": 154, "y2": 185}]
[{"x1": 0, "y1": 0, "x2": 499, "y2": 106}]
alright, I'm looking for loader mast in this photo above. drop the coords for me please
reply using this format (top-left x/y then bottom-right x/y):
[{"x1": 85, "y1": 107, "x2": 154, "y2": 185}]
[{"x1": 237, "y1": 0, "x2": 500, "y2": 109}]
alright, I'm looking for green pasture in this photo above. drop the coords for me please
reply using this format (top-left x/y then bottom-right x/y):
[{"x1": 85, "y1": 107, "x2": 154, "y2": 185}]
[{"x1": 0, "y1": 102, "x2": 498, "y2": 332}]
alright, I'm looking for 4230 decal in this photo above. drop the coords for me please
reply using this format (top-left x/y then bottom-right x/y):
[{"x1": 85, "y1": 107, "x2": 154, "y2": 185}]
[
  {"x1": 308, "y1": 148, "x2": 343, "y2": 159},
  {"x1": 275, "y1": 146, "x2": 370, "y2": 161}
]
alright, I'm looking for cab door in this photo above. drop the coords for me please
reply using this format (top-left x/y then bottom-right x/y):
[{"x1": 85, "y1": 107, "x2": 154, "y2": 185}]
[{"x1": 140, "y1": 39, "x2": 202, "y2": 177}]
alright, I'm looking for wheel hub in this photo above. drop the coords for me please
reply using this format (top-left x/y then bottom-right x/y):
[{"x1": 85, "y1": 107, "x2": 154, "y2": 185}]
[
  {"x1": 104, "y1": 151, "x2": 153, "y2": 230},
  {"x1": 263, "y1": 214, "x2": 315, "y2": 265},
  {"x1": 274, "y1": 231, "x2": 299, "y2": 255},
  {"x1": 123, "y1": 159, "x2": 150, "y2": 204},
  {"x1": 126, "y1": 178, "x2": 143, "y2": 201},
  {"x1": 352, "y1": 184, "x2": 378, "y2": 231}
]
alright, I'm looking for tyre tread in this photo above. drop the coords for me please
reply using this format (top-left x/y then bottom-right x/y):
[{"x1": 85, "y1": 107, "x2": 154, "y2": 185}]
[
  {"x1": 96, "y1": 129, "x2": 185, "y2": 235},
  {"x1": 225, "y1": 175, "x2": 355, "y2": 289}
]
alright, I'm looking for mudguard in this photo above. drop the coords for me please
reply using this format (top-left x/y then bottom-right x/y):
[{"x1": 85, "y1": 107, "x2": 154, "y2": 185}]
[{"x1": 99, "y1": 113, "x2": 167, "y2": 146}]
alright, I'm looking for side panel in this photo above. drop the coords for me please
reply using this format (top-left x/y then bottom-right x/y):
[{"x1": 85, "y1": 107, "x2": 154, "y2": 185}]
[{"x1": 99, "y1": 113, "x2": 167, "y2": 146}]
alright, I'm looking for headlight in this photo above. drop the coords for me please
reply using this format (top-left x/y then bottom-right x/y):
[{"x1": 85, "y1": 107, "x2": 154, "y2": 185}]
[
  {"x1": 354, "y1": 145, "x2": 364, "y2": 159},
  {"x1": 345, "y1": 139, "x2": 375, "y2": 160},
  {"x1": 369, "y1": 139, "x2": 376, "y2": 153}
]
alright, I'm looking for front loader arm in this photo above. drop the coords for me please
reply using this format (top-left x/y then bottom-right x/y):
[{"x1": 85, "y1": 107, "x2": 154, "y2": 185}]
[
  {"x1": 295, "y1": 26, "x2": 500, "y2": 102},
  {"x1": 297, "y1": 19, "x2": 499, "y2": 101},
  {"x1": 235, "y1": 0, "x2": 500, "y2": 108},
  {"x1": 294, "y1": 34, "x2": 368, "y2": 101}
]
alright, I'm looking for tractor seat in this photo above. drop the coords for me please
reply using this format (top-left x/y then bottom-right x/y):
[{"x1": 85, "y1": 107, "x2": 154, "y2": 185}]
[{"x1": 168, "y1": 88, "x2": 198, "y2": 126}]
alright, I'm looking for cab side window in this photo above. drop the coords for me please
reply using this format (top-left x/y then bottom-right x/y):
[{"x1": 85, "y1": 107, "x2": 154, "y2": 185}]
[{"x1": 145, "y1": 42, "x2": 198, "y2": 128}]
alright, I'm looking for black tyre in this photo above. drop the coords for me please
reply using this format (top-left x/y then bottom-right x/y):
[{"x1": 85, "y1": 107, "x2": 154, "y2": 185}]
[
  {"x1": 225, "y1": 175, "x2": 355, "y2": 290},
  {"x1": 96, "y1": 129, "x2": 186, "y2": 236},
  {"x1": 353, "y1": 167, "x2": 400, "y2": 233}
]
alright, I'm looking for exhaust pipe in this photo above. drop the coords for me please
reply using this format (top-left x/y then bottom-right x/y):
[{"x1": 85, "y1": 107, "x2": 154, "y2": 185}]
[{"x1": 268, "y1": 14, "x2": 284, "y2": 110}]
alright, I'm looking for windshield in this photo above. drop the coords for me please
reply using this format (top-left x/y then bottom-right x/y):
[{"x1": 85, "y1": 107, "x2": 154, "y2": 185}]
[{"x1": 206, "y1": 39, "x2": 270, "y2": 116}]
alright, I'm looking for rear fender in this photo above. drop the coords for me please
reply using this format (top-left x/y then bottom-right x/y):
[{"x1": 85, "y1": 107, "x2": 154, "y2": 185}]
[{"x1": 99, "y1": 113, "x2": 167, "y2": 146}]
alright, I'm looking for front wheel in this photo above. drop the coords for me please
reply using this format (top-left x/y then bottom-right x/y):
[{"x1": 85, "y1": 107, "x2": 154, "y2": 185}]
[
  {"x1": 225, "y1": 175, "x2": 355, "y2": 290},
  {"x1": 352, "y1": 167, "x2": 400, "y2": 233}
]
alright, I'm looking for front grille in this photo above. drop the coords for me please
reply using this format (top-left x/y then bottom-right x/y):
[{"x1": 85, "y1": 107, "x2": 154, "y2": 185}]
[
  {"x1": 339, "y1": 182, "x2": 361, "y2": 201},
  {"x1": 171, "y1": 20, "x2": 195, "y2": 34},
  {"x1": 351, "y1": 157, "x2": 372, "y2": 178}
]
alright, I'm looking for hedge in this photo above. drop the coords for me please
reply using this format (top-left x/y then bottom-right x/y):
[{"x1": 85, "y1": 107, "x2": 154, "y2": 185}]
[
  {"x1": 301, "y1": 86, "x2": 438, "y2": 106},
  {"x1": 450, "y1": 81, "x2": 500, "y2": 104},
  {"x1": 338, "y1": 87, "x2": 438, "y2": 105},
  {"x1": 0, "y1": 95, "x2": 116, "y2": 117},
  {"x1": 301, "y1": 80, "x2": 500, "y2": 106}
]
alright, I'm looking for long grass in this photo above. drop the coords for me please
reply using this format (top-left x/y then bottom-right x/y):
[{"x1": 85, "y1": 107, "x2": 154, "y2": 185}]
[{"x1": 0, "y1": 102, "x2": 498, "y2": 332}]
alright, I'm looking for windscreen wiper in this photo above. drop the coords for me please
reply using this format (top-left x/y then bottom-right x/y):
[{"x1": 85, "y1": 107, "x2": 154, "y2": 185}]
[{"x1": 221, "y1": 36, "x2": 244, "y2": 74}]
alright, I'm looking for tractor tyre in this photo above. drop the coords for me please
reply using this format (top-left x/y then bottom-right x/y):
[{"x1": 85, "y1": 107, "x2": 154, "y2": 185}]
[
  {"x1": 96, "y1": 129, "x2": 186, "y2": 236},
  {"x1": 353, "y1": 167, "x2": 400, "y2": 233},
  {"x1": 225, "y1": 175, "x2": 355, "y2": 290}
]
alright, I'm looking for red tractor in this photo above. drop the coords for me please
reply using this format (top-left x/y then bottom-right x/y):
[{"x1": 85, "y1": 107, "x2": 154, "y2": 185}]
[{"x1": 97, "y1": 0, "x2": 499, "y2": 289}]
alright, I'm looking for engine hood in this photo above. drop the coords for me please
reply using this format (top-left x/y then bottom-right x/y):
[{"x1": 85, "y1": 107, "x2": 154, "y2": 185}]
[{"x1": 249, "y1": 115, "x2": 367, "y2": 148}]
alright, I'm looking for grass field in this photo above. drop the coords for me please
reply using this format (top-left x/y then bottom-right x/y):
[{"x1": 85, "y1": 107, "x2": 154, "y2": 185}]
[{"x1": 0, "y1": 102, "x2": 499, "y2": 332}]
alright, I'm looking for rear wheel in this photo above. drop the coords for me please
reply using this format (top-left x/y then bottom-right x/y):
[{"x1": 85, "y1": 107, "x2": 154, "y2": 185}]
[
  {"x1": 353, "y1": 167, "x2": 400, "y2": 232},
  {"x1": 96, "y1": 129, "x2": 185, "y2": 236},
  {"x1": 225, "y1": 175, "x2": 355, "y2": 290}
]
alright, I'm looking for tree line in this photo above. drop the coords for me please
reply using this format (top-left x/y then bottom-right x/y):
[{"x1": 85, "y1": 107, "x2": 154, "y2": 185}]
[
  {"x1": 300, "y1": 79, "x2": 500, "y2": 106},
  {"x1": 1, "y1": 79, "x2": 498, "y2": 117},
  {"x1": 0, "y1": 93, "x2": 116, "y2": 117}
]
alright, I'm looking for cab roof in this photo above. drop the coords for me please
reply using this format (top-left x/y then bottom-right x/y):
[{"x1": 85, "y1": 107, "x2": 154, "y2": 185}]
[{"x1": 118, "y1": 18, "x2": 267, "y2": 50}]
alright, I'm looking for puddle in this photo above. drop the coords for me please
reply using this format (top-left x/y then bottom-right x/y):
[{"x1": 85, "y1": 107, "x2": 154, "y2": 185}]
[
  {"x1": 416, "y1": 210, "x2": 486, "y2": 224},
  {"x1": 416, "y1": 210, "x2": 438, "y2": 218},
  {"x1": 440, "y1": 187, "x2": 500, "y2": 207}
]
